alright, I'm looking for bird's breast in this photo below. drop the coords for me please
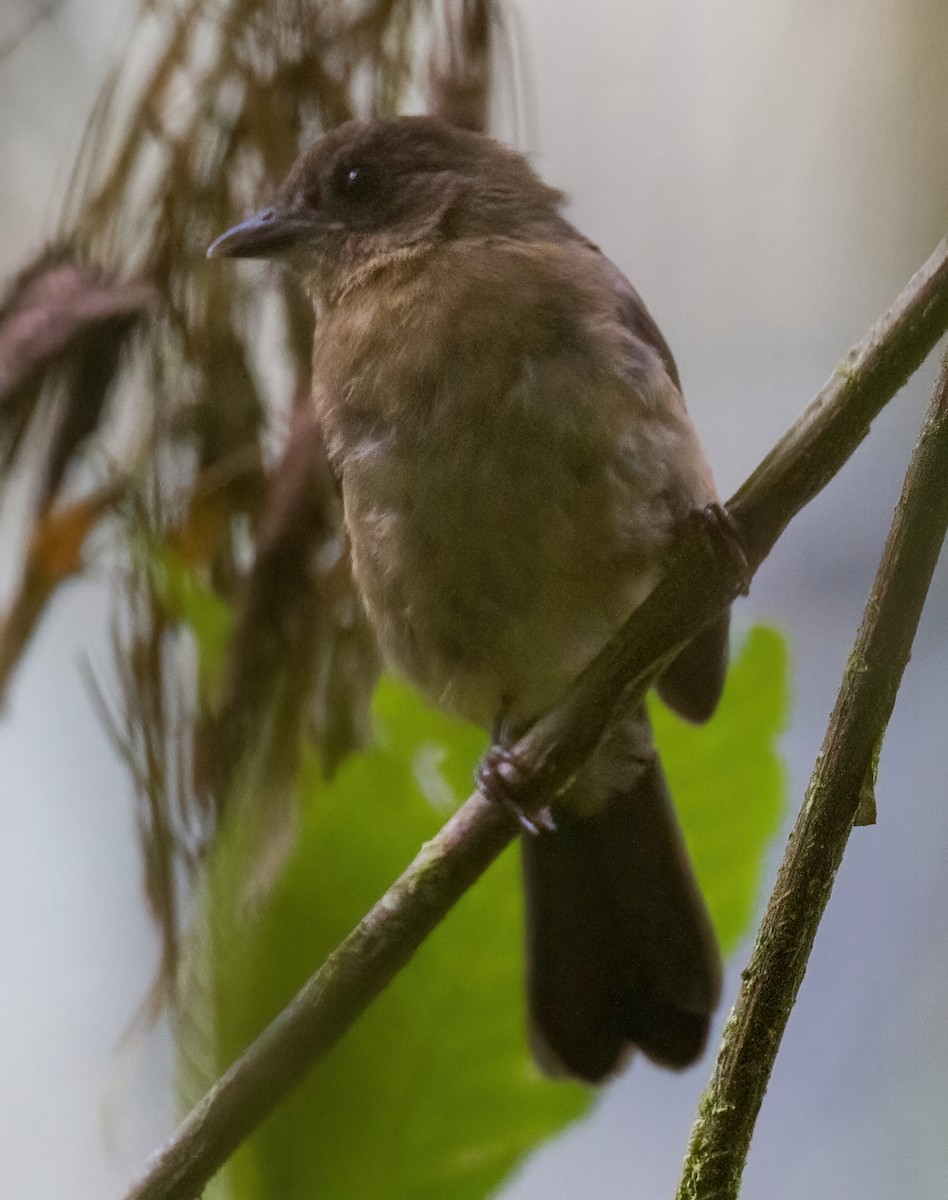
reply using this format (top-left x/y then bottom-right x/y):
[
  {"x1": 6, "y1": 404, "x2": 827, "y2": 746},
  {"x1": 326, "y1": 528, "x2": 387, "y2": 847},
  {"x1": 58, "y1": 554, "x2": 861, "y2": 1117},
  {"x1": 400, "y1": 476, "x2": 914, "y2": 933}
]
[
  {"x1": 310, "y1": 241, "x2": 714, "y2": 729},
  {"x1": 327, "y1": 372, "x2": 671, "y2": 730}
]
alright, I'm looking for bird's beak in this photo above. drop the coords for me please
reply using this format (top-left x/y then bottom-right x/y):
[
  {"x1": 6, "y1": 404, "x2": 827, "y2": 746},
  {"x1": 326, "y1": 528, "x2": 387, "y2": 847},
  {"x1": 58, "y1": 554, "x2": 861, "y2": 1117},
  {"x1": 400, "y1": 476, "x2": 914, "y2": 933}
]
[{"x1": 206, "y1": 206, "x2": 311, "y2": 260}]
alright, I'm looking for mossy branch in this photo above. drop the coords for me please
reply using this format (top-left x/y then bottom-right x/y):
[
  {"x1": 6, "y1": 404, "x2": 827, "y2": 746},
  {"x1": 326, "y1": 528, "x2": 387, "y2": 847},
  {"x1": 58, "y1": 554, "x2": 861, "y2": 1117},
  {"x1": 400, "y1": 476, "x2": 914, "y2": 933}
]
[{"x1": 125, "y1": 236, "x2": 948, "y2": 1200}]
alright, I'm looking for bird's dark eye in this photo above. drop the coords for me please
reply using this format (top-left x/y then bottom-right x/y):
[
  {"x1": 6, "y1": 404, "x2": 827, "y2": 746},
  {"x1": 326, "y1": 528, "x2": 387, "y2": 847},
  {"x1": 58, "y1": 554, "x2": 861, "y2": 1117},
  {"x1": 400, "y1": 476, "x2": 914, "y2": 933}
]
[{"x1": 331, "y1": 160, "x2": 380, "y2": 206}]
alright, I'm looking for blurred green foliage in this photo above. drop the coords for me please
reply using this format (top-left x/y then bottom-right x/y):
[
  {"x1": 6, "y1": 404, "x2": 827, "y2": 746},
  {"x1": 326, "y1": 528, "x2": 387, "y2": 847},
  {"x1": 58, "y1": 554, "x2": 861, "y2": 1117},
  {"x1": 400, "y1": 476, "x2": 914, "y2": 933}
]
[
  {"x1": 147, "y1": 544, "x2": 233, "y2": 698},
  {"x1": 184, "y1": 625, "x2": 788, "y2": 1200}
]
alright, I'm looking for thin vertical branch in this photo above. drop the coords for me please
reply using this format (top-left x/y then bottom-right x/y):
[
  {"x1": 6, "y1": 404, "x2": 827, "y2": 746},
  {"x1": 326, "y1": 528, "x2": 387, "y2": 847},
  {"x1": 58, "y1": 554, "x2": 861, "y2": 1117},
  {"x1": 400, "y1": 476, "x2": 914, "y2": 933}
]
[{"x1": 676, "y1": 350, "x2": 948, "y2": 1200}]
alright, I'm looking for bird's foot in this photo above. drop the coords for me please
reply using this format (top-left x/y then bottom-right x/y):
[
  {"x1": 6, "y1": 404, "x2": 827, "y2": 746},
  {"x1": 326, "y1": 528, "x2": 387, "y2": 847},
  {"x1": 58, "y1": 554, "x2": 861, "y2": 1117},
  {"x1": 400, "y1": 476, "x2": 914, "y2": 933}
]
[
  {"x1": 477, "y1": 745, "x2": 556, "y2": 836},
  {"x1": 688, "y1": 502, "x2": 752, "y2": 596}
]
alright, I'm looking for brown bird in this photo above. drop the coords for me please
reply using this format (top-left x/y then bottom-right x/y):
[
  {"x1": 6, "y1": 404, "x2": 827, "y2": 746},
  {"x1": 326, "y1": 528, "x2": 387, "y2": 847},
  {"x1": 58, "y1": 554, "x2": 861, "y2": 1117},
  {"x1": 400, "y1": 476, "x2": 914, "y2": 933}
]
[{"x1": 208, "y1": 115, "x2": 728, "y2": 1083}]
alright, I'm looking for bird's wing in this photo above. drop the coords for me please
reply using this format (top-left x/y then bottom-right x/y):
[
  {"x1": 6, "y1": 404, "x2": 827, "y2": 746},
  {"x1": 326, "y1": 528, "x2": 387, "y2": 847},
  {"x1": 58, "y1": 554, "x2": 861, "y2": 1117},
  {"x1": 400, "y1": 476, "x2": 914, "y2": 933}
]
[{"x1": 597, "y1": 248, "x2": 730, "y2": 725}]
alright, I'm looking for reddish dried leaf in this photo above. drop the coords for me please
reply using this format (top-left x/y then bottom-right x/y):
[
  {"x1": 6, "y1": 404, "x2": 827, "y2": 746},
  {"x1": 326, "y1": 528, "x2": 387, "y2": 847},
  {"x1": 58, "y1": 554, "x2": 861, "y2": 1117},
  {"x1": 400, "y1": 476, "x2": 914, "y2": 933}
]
[
  {"x1": 0, "y1": 484, "x2": 122, "y2": 698},
  {"x1": 0, "y1": 250, "x2": 153, "y2": 408},
  {"x1": 0, "y1": 249, "x2": 154, "y2": 503}
]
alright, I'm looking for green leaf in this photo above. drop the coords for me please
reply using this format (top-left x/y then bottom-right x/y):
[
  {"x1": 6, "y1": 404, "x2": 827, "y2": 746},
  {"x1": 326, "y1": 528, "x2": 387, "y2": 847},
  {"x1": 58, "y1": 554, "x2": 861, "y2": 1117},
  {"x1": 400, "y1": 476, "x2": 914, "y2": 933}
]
[
  {"x1": 651, "y1": 624, "x2": 790, "y2": 952},
  {"x1": 185, "y1": 624, "x2": 788, "y2": 1200},
  {"x1": 193, "y1": 676, "x2": 588, "y2": 1200}
]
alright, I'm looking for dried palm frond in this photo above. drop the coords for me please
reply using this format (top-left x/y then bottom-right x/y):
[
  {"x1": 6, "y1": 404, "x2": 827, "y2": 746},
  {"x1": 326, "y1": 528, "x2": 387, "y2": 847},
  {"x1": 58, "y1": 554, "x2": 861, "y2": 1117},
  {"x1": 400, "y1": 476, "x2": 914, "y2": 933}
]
[
  {"x1": 0, "y1": 253, "x2": 153, "y2": 699},
  {"x1": 2, "y1": 0, "x2": 503, "y2": 1003},
  {"x1": 428, "y1": 0, "x2": 494, "y2": 130}
]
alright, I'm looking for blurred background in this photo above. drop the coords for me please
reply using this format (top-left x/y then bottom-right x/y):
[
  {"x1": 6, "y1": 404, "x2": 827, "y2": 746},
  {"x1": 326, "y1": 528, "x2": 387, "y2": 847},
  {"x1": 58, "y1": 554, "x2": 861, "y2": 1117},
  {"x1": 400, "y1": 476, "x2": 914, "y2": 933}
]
[{"x1": 0, "y1": 0, "x2": 946, "y2": 1196}]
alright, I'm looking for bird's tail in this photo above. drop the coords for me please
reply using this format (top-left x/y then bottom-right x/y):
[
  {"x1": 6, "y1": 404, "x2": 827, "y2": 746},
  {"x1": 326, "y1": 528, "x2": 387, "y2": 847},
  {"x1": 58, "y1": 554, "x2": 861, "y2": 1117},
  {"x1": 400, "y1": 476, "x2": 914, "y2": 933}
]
[{"x1": 521, "y1": 711, "x2": 721, "y2": 1082}]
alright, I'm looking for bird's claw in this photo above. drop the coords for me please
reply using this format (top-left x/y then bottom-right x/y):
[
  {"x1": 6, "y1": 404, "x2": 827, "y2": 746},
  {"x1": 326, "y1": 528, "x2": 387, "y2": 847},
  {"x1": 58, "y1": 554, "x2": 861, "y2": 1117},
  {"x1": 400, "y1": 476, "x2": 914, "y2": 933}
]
[
  {"x1": 689, "y1": 502, "x2": 752, "y2": 596},
  {"x1": 477, "y1": 745, "x2": 556, "y2": 836}
]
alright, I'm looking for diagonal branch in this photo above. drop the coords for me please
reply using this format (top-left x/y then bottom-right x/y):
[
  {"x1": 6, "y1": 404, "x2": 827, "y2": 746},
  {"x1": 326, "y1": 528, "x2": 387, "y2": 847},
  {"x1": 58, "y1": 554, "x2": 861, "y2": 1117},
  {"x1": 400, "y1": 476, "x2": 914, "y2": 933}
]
[
  {"x1": 124, "y1": 235, "x2": 948, "y2": 1200},
  {"x1": 676, "y1": 348, "x2": 948, "y2": 1200}
]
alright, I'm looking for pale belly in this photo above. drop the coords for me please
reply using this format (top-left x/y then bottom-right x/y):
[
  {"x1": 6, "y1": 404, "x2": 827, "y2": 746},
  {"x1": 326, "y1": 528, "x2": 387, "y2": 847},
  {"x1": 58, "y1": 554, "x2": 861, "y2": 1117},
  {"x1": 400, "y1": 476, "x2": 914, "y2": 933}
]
[{"x1": 341, "y1": 418, "x2": 672, "y2": 731}]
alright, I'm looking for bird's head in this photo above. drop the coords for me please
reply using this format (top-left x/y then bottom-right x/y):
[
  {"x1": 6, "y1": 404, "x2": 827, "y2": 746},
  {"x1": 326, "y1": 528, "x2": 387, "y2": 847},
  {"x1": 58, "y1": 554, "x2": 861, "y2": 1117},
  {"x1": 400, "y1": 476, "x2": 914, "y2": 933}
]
[{"x1": 207, "y1": 116, "x2": 564, "y2": 299}]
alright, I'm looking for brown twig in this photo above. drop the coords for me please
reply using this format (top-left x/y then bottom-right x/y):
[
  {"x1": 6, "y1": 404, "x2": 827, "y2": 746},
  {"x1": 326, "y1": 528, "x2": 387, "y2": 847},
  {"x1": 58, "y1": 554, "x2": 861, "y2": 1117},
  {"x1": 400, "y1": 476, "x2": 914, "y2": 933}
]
[
  {"x1": 124, "y1": 235, "x2": 948, "y2": 1200},
  {"x1": 676, "y1": 349, "x2": 948, "y2": 1199}
]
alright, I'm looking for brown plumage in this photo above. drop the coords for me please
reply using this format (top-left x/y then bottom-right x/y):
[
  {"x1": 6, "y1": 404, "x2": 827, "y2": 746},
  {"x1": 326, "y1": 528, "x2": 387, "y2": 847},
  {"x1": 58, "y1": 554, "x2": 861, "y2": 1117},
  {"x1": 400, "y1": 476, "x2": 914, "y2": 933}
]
[{"x1": 209, "y1": 115, "x2": 728, "y2": 1083}]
